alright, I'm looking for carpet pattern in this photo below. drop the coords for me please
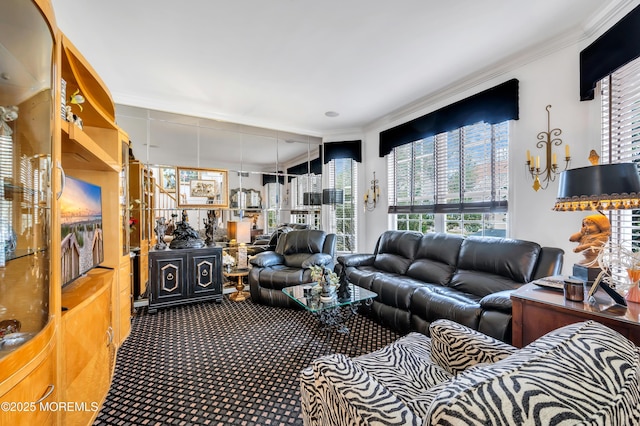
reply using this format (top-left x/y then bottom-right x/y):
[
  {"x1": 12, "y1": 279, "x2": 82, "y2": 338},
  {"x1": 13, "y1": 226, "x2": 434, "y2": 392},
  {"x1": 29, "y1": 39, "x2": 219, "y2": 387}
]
[{"x1": 94, "y1": 297, "x2": 400, "y2": 425}]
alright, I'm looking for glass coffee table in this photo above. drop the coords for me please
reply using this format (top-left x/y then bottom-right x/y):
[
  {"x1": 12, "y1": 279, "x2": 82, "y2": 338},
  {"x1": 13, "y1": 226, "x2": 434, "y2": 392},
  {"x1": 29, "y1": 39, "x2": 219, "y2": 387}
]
[{"x1": 282, "y1": 283, "x2": 377, "y2": 335}]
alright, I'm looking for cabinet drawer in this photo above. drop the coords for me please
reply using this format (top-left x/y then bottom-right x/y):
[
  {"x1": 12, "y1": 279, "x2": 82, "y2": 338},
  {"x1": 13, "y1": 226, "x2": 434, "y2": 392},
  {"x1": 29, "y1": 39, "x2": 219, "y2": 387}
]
[{"x1": 0, "y1": 350, "x2": 56, "y2": 426}]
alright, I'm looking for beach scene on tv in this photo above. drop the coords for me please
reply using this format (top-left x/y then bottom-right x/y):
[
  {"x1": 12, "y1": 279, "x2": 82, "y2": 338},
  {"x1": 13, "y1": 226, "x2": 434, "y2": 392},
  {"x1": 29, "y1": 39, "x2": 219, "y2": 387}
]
[{"x1": 59, "y1": 176, "x2": 104, "y2": 286}]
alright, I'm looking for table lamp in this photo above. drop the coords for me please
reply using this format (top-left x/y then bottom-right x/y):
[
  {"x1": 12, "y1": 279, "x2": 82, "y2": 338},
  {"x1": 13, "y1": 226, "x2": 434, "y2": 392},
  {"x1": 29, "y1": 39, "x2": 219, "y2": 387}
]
[{"x1": 553, "y1": 160, "x2": 640, "y2": 302}]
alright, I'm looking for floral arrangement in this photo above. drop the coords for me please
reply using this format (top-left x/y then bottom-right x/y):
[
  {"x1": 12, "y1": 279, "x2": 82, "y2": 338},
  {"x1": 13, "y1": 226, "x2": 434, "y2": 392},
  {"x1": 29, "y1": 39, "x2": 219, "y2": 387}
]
[
  {"x1": 309, "y1": 265, "x2": 339, "y2": 288},
  {"x1": 222, "y1": 252, "x2": 236, "y2": 268}
]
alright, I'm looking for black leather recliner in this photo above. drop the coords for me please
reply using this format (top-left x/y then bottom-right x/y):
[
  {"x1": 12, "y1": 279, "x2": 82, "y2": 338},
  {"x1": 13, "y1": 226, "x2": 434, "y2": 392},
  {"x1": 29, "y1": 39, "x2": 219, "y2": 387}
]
[
  {"x1": 248, "y1": 229, "x2": 337, "y2": 308},
  {"x1": 247, "y1": 224, "x2": 309, "y2": 256}
]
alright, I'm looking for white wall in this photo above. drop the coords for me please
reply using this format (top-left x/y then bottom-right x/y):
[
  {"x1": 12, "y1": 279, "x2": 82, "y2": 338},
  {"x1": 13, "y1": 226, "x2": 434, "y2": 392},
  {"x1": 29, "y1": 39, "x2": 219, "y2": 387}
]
[{"x1": 326, "y1": 17, "x2": 627, "y2": 273}]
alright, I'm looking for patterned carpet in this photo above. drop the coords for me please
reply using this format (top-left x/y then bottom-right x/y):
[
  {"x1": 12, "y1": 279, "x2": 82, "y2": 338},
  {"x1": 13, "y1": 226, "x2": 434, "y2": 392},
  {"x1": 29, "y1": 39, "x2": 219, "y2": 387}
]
[{"x1": 94, "y1": 296, "x2": 400, "y2": 425}]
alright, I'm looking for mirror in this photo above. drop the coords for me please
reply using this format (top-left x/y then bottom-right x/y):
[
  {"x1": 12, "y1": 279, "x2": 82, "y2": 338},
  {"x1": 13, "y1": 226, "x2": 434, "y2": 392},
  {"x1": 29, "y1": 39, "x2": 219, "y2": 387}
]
[{"x1": 115, "y1": 105, "x2": 322, "y2": 240}]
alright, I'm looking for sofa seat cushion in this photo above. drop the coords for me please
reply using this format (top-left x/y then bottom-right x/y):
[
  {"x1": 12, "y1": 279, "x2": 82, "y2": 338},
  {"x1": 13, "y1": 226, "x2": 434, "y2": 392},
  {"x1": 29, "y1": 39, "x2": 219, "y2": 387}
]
[
  {"x1": 250, "y1": 265, "x2": 310, "y2": 290},
  {"x1": 354, "y1": 332, "x2": 452, "y2": 419},
  {"x1": 426, "y1": 321, "x2": 640, "y2": 425},
  {"x1": 429, "y1": 319, "x2": 516, "y2": 375},
  {"x1": 370, "y1": 274, "x2": 426, "y2": 310},
  {"x1": 411, "y1": 285, "x2": 482, "y2": 330}
]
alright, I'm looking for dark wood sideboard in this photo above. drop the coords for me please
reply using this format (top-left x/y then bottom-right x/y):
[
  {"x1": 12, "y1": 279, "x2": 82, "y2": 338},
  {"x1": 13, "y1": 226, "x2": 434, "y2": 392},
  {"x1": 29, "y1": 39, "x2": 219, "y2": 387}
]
[
  {"x1": 148, "y1": 246, "x2": 223, "y2": 313},
  {"x1": 511, "y1": 282, "x2": 640, "y2": 347}
]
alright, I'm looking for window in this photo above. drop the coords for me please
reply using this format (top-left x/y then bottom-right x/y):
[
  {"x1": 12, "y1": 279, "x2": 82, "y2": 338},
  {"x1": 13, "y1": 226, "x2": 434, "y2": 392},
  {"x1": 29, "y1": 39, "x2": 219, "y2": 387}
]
[
  {"x1": 326, "y1": 158, "x2": 358, "y2": 252},
  {"x1": 600, "y1": 56, "x2": 640, "y2": 251},
  {"x1": 263, "y1": 182, "x2": 281, "y2": 233},
  {"x1": 389, "y1": 121, "x2": 509, "y2": 237},
  {"x1": 290, "y1": 174, "x2": 321, "y2": 228}
]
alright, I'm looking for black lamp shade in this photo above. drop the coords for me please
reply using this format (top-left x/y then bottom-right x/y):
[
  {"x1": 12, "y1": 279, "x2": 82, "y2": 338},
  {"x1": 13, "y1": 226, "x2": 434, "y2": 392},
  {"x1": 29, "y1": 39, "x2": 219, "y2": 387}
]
[
  {"x1": 303, "y1": 192, "x2": 321, "y2": 206},
  {"x1": 322, "y1": 189, "x2": 344, "y2": 205},
  {"x1": 554, "y1": 163, "x2": 640, "y2": 211}
]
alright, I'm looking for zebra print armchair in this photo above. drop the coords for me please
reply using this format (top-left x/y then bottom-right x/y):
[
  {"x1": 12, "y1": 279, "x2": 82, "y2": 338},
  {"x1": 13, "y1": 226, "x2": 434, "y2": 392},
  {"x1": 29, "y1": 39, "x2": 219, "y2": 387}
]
[{"x1": 300, "y1": 319, "x2": 640, "y2": 425}]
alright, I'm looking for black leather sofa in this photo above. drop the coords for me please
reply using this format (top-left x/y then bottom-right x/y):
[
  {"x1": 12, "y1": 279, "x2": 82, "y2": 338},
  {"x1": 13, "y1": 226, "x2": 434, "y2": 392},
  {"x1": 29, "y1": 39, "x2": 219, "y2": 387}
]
[
  {"x1": 249, "y1": 229, "x2": 337, "y2": 308},
  {"x1": 337, "y1": 230, "x2": 564, "y2": 343}
]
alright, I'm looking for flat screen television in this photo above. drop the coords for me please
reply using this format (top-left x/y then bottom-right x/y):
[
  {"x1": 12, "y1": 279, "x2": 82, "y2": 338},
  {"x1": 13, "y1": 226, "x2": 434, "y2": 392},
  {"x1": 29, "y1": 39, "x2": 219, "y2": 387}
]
[{"x1": 59, "y1": 175, "x2": 104, "y2": 286}]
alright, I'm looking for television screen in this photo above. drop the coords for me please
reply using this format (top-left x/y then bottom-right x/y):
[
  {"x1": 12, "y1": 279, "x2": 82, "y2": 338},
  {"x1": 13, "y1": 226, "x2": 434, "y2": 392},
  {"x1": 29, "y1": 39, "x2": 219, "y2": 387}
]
[{"x1": 60, "y1": 175, "x2": 104, "y2": 286}]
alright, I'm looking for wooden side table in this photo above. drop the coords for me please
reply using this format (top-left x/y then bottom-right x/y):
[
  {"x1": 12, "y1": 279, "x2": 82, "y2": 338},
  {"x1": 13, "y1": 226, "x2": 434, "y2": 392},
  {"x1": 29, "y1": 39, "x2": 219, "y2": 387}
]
[
  {"x1": 223, "y1": 268, "x2": 250, "y2": 302},
  {"x1": 511, "y1": 282, "x2": 640, "y2": 347}
]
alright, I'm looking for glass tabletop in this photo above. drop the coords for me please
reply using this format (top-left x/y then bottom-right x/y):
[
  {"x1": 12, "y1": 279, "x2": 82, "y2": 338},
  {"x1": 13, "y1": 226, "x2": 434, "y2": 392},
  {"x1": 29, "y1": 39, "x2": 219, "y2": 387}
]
[{"x1": 282, "y1": 283, "x2": 377, "y2": 313}]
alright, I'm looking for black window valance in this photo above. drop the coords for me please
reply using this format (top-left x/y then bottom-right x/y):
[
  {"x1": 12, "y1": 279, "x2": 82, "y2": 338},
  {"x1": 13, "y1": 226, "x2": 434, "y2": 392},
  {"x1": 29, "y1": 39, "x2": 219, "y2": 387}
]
[
  {"x1": 286, "y1": 157, "x2": 322, "y2": 176},
  {"x1": 580, "y1": 4, "x2": 640, "y2": 101},
  {"x1": 379, "y1": 79, "x2": 519, "y2": 157},
  {"x1": 323, "y1": 140, "x2": 362, "y2": 163}
]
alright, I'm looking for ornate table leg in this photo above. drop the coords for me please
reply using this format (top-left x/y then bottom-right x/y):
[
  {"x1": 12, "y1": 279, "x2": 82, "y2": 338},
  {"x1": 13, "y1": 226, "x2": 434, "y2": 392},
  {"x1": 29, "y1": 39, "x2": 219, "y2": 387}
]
[{"x1": 230, "y1": 275, "x2": 250, "y2": 302}]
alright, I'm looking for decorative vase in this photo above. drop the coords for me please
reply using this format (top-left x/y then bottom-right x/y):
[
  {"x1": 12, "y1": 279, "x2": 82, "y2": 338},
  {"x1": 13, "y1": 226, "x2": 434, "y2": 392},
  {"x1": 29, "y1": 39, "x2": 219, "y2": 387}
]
[{"x1": 626, "y1": 268, "x2": 640, "y2": 304}]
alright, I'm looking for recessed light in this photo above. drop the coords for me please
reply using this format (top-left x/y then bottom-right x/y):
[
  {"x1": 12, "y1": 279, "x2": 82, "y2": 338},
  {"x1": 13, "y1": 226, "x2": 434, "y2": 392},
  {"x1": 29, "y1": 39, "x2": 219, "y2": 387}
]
[{"x1": 325, "y1": 111, "x2": 339, "y2": 118}]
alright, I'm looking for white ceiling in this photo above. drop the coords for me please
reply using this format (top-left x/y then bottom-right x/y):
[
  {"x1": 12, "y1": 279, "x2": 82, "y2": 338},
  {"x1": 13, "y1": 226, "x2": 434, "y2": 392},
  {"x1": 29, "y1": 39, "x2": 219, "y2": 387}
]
[{"x1": 50, "y1": 0, "x2": 623, "y2": 138}]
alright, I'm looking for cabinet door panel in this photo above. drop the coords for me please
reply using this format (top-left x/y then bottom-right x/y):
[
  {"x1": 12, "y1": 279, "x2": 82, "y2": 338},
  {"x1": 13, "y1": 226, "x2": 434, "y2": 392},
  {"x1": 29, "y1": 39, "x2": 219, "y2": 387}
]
[
  {"x1": 62, "y1": 284, "x2": 113, "y2": 425},
  {"x1": 152, "y1": 255, "x2": 187, "y2": 302},
  {"x1": 190, "y1": 252, "x2": 221, "y2": 296}
]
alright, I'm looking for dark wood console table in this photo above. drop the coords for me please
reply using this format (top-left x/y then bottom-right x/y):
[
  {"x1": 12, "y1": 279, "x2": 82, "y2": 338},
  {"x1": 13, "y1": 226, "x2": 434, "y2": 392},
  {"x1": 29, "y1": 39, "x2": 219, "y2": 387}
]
[
  {"x1": 511, "y1": 282, "x2": 640, "y2": 347},
  {"x1": 148, "y1": 246, "x2": 223, "y2": 313}
]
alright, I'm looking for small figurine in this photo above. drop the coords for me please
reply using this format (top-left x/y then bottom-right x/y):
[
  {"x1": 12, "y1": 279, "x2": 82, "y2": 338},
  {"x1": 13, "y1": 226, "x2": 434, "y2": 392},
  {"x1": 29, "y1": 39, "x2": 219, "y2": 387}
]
[
  {"x1": 169, "y1": 210, "x2": 204, "y2": 249},
  {"x1": 0, "y1": 105, "x2": 18, "y2": 136},
  {"x1": 569, "y1": 214, "x2": 611, "y2": 265},
  {"x1": 337, "y1": 268, "x2": 351, "y2": 302},
  {"x1": 203, "y1": 210, "x2": 216, "y2": 246},
  {"x1": 154, "y1": 217, "x2": 168, "y2": 250},
  {"x1": 69, "y1": 89, "x2": 85, "y2": 112}
]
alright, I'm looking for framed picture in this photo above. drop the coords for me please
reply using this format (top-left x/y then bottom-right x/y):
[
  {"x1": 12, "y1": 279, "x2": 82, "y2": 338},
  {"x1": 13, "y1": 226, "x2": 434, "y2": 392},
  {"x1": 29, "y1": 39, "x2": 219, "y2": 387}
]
[
  {"x1": 177, "y1": 167, "x2": 228, "y2": 208},
  {"x1": 160, "y1": 167, "x2": 176, "y2": 193}
]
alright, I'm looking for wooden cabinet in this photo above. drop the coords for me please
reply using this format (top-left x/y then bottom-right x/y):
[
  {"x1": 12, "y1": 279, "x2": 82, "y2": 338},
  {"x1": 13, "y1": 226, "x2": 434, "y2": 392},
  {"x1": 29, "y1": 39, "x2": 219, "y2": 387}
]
[
  {"x1": 0, "y1": 1, "x2": 131, "y2": 424},
  {"x1": 0, "y1": 324, "x2": 56, "y2": 426},
  {"x1": 511, "y1": 282, "x2": 640, "y2": 347},
  {"x1": 60, "y1": 271, "x2": 114, "y2": 425},
  {"x1": 149, "y1": 247, "x2": 223, "y2": 312}
]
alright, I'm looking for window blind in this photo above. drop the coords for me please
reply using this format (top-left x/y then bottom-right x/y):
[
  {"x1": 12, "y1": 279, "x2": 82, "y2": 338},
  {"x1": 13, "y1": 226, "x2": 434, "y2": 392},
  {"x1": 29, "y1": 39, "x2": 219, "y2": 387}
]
[
  {"x1": 388, "y1": 121, "x2": 508, "y2": 214},
  {"x1": 601, "y1": 56, "x2": 640, "y2": 251},
  {"x1": 327, "y1": 158, "x2": 358, "y2": 252}
]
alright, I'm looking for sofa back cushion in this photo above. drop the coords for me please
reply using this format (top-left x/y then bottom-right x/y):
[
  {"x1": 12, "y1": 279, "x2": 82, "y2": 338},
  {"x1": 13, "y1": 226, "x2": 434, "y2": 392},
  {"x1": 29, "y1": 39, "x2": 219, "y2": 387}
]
[
  {"x1": 406, "y1": 233, "x2": 463, "y2": 285},
  {"x1": 449, "y1": 236, "x2": 541, "y2": 297},
  {"x1": 277, "y1": 230, "x2": 328, "y2": 268},
  {"x1": 426, "y1": 321, "x2": 640, "y2": 425},
  {"x1": 373, "y1": 230, "x2": 422, "y2": 274}
]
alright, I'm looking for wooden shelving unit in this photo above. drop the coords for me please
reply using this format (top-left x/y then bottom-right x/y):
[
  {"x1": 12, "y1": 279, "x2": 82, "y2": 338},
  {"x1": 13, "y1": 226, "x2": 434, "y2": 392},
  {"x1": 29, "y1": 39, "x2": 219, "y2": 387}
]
[{"x1": 0, "y1": 2, "x2": 132, "y2": 425}]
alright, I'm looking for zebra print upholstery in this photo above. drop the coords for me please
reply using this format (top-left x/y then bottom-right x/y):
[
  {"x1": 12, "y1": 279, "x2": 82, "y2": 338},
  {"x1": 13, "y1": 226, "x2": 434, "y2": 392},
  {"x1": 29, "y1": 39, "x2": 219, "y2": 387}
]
[
  {"x1": 300, "y1": 320, "x2": 640, "y2": 426},
  {"x1": 429, "y1": 319, "x2": 517, "y2": 375}
]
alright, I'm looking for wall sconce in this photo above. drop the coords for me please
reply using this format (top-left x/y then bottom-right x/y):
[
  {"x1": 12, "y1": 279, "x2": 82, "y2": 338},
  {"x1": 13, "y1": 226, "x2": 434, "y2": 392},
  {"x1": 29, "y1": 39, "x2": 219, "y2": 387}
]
[
  {"x1": 363, "y1": 172, "x2": 380, "y2": 211},
  {"x1": 526, "y1": 105, "x2": 571, "y2": 191}
]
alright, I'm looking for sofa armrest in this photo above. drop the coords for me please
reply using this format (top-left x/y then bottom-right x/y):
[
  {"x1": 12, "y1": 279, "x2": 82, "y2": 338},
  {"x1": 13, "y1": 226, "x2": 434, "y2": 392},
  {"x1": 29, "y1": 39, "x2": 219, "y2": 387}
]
[
  {"x1": 479, "y1": 290, "x2": 514, "y2": 313},
  {"x1": 429, "y1": 319, "x2": 517, "y2": 375},
  {"x1": 337, "y1": 253, "x2": 375, "y2": 268},
  {"x1": 249, "y1": 251, "x2": 284, "y2": 268},
  {"x1": 301, "y1": 354, "x2": 420, "y2": 426}
]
